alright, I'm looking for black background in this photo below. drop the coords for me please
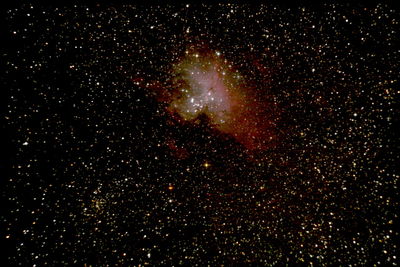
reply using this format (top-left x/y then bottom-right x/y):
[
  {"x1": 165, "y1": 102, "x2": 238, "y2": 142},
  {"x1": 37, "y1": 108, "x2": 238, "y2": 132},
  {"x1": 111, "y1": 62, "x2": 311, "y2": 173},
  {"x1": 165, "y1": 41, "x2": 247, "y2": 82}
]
[{"x1": 1, "y1": 2, "x2": 399, "y2": 266}]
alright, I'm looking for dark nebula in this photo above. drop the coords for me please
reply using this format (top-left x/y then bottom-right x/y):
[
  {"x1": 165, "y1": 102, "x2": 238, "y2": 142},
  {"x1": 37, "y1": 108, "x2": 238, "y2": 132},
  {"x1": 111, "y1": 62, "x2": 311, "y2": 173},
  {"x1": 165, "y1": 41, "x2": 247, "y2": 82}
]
[{"x1": 1, "y1": 3, "x2": 399, "y2": 266}]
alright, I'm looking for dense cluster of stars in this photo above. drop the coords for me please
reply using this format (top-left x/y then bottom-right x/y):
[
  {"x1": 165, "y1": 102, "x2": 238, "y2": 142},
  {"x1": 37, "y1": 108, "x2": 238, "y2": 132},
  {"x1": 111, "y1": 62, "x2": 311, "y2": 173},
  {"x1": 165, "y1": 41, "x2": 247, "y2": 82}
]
[{"x1": 1, "y1": 3, "x2": 398, "y2": 266}]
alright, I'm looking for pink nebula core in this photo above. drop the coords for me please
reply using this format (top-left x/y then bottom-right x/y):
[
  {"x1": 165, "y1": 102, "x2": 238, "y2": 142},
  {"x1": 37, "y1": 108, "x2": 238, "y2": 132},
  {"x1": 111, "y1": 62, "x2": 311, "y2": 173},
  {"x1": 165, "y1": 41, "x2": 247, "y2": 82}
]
[{"x1": 171, "y1": 63, "x2": 232, "y2": 124}]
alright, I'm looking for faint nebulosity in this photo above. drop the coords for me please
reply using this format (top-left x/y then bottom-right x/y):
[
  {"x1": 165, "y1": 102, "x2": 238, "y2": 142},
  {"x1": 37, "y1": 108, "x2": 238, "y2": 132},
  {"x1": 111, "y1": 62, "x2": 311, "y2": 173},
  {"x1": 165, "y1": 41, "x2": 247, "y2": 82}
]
[{"x1": 1, "y1": 3, "x2": 398, "y2": 266}]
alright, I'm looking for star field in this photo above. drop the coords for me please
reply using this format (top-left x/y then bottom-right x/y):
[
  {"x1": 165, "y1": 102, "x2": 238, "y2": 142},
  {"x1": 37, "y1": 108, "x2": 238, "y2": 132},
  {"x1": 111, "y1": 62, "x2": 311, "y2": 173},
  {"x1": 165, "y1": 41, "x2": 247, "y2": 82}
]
[{"x1": 1, "y1": 3, "x2": 399, "y2": 266}]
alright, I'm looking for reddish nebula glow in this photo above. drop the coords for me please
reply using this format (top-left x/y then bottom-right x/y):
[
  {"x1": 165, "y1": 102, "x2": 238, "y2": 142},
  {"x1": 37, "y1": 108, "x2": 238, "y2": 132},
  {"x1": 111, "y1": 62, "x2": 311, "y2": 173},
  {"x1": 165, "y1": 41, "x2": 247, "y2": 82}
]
[{"x1": 167, "y1": 48, "x2": 277, "y2": 151}]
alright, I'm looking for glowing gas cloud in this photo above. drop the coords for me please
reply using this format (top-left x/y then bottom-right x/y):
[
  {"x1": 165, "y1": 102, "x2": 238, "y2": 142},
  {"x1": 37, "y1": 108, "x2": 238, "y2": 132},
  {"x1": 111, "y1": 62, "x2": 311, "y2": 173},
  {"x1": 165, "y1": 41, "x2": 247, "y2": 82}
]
[
  {"x1": 170, "y1": 57, "x2": 233, "y2": 124},
  {"x1": 168, "y1": 48, "x2": 277, "y2": 151}
]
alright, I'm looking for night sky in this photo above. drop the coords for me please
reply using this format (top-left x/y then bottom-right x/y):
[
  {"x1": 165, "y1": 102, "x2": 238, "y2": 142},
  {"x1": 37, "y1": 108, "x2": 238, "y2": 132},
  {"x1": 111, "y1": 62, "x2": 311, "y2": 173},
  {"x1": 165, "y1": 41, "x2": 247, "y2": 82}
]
[{"x1": 1, "y1": 3, "x2": 399, "y2": 266}]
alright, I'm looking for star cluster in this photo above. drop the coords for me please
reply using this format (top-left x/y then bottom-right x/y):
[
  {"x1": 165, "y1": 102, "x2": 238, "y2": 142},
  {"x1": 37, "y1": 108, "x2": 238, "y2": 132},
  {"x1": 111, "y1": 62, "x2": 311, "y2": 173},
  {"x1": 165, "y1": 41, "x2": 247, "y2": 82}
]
[{"x1": 1, "y1": 3, "x2": 399, "y2": 266}]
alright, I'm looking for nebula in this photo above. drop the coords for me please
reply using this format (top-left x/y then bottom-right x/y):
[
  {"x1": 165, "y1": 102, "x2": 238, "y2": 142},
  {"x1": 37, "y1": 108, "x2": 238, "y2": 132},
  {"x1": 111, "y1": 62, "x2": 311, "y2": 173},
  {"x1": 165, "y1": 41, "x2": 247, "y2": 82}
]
[
  {"x1": 167, "y1": 49, "x2": 277, "y2": 151},
  {"x1": 170, "y1": 59, "x2": 232, "y2": 124}
]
